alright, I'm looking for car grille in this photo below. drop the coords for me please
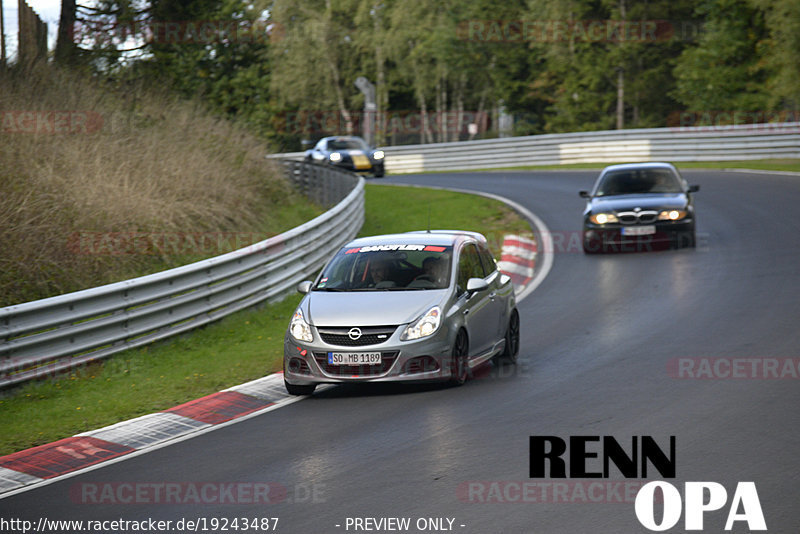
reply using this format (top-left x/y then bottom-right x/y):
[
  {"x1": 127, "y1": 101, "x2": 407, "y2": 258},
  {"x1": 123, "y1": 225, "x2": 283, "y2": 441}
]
[
  {"x1": 313, "y1": 351, "x2": 399, "y2": 376},
  {"x1": 317, "y1": 326, "x2": 398, "y2": 347},
  {"x1": 617, "y1": 210, "x2": 658, "y2": 224}
]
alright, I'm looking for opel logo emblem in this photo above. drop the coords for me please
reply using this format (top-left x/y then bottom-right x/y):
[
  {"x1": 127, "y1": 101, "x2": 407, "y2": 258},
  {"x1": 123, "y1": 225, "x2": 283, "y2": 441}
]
[{"x1": 348, "y1": 328, "x2": 362, "y2": 340}]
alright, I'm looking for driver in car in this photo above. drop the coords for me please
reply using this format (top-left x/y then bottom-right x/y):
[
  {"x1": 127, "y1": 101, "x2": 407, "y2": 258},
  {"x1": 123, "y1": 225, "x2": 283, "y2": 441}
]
[
  {"x1": 414, "y1": 256, "x2": 445, "y2": 285},
  {"x1": 362, "y1": 258, "x2": 395, "y2": 288}
]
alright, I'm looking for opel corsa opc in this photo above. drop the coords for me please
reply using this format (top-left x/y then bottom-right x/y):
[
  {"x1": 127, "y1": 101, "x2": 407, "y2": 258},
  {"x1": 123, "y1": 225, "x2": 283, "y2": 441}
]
[{"x1": 283, "y1": 231, "x2": 520, "y2": 395}]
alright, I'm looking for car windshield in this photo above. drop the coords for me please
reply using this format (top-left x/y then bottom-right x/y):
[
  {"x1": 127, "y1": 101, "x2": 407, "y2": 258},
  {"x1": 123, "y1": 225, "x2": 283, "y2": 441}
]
[
  {"x1": 314, "y1": 245, "x2": 453, "y2": 291},
  {"x1": 327, "y1": 138, "x2": 368, "y2": 151},
  {"x1": 595, "y1": 169, "x2": 683, "y2": 196}
]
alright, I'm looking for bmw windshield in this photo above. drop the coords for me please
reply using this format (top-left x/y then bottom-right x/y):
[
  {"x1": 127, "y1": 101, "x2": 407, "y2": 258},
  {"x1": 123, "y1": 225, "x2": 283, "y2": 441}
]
[
  {"x1": 314, "y1": 245, "x2": 453, "y2": 291},
  {"x1": 595, "y1": 169, "x2": 683, "y2": 196}
]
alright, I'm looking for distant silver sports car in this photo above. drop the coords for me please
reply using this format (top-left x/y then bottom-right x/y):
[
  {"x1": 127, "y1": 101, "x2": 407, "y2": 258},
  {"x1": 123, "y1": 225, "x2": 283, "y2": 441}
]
[
  {"x1": 283, "y1": 231, "x2": 520, "y2": 395},
  {"x1": 305, "y1": 136, "x2": 385, "y2": 177}
]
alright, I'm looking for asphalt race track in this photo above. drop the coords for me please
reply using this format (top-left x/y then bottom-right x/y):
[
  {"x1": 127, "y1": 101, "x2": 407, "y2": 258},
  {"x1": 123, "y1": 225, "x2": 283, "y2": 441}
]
[{"x1": 2, "y1": 169, "x2": 799, "y2": 533}]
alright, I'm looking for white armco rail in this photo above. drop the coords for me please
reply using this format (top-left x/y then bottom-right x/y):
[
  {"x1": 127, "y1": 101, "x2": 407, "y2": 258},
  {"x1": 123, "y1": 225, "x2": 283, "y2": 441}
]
[{"x1": 274, "y1": 122, "x2": 800, "y2": 174}]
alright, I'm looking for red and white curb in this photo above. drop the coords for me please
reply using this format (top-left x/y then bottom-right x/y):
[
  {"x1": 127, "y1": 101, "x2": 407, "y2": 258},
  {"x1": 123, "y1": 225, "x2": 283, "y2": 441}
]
[
  {"x1": 498, "y1": 234, "x2": 537, "y2": 293},
  {"x1": 0, "y1": 373, "x2": 302, "y2": 498},
  {"x1": 0, "y1": 200, "x2": 550, "y2": 500}
]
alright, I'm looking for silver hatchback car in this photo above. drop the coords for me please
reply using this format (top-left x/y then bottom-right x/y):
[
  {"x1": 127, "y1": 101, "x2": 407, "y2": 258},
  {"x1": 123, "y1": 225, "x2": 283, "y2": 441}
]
[{"x1": 283, "y1": 231, "x2": 520, "y2": 395}]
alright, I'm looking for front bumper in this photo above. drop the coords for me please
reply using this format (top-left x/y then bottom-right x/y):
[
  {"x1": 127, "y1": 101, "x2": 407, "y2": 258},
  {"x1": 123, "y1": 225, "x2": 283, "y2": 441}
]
[
  {"x1": 283, "y1": 326, "x2": 454, "y2": 386},
  {"x1": 331, "y1": 160, "x2": 384, "y2": 175},
  {"x1": 583, "y1": 220, "x2": 695, "y2": 252}
]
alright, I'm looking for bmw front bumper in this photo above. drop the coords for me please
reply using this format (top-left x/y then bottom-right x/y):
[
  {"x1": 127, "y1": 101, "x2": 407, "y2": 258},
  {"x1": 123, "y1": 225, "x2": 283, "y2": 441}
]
[{"x1": 583, "y1": 219, "x2": 695, "y2": 252}]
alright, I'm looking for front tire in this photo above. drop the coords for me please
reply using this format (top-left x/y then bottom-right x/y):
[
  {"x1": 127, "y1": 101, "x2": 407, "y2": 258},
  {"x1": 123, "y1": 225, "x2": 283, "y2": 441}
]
[
  {"x1": 684, "y1": 230, "x2": 697, "y2": 248},
  {"x1": 583, "y1": 231, "x2": 602, "y2": 254},
  {"x1": 494, "y1": 309, "x2": 520, "y2": 364},
  {"x1": 284, "y1": 380, "x2": 316, "y2": 396},
  {"x1": 671, "y1": 230, "x2": 696, "y2": 249},
  {"x1": 449, "y1": 330, "x2": 469, "y2": 386}
]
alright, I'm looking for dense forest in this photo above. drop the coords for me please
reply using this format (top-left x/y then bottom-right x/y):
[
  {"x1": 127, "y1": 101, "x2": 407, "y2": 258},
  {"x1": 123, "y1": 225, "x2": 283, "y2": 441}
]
[{"x1": 52, "y1": 0, "x2": 800, "y2": 150}]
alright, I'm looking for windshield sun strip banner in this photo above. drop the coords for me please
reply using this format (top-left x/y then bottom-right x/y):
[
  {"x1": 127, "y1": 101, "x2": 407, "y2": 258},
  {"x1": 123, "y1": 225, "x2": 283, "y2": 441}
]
[{"x1": 344, "y1": 245, "x2": 449, "y2": 254}]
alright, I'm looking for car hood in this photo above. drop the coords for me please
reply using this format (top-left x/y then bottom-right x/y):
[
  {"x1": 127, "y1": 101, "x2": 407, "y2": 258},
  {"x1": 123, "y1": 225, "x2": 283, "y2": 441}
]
[
  {"x1": 589, "y1": 193, "x2": 688, "y2": 212},
  {"x1": 304, "y1": 290, "x2": 447, "y2": 327}
]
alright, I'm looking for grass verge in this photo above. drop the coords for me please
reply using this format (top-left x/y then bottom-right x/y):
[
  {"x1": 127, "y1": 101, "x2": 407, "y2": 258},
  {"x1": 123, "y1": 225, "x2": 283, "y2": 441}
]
[{"x1": 0, "y1": 183, "x2": 532, "y2": 456}]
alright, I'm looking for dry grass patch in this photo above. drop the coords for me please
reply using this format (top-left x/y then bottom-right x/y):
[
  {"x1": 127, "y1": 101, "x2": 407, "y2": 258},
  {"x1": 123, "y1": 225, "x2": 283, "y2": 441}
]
[{"x1": 0, "y1": 67, "x2": 318, "y2": 306}]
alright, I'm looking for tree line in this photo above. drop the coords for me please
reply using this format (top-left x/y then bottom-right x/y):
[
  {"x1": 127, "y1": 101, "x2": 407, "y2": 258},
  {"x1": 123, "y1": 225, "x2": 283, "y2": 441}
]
[{"x1": 53, "y1": 0, "x2": 800, "y2": 150}]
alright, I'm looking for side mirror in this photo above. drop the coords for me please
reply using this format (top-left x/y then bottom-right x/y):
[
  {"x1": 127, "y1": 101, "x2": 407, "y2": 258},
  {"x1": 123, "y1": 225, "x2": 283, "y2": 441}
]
[
  {"x1": 579, "y1": 190, "x2": 591, "y2": 198},
  {"x1": 466, "y1": 278, "x2": 489, "y2": 295},
  {"x1": 297, "y1": 281, "x2": 313, "y2": 294},
  {"x1": 688, "y1": 185, "x2": 700, "y2": 193}
]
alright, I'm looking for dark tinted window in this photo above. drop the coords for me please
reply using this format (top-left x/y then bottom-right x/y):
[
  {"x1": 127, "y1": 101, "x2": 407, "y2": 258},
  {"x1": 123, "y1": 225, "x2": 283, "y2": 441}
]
[
  {"x1": 314, "y1": 245, "x2": 452, "y2": 291},
  {"x1": 477, "y1": 244, "x2": 497, "y2": 275},
  {"x1": 457, "y1": 244, "x2": 485, "y2": 294},
  {"x1": 595, "y1": 169, "x2": 683, "y2": 196},
  {"x1": 328, "y1": 138, "x2": 369, "y2": 150}
]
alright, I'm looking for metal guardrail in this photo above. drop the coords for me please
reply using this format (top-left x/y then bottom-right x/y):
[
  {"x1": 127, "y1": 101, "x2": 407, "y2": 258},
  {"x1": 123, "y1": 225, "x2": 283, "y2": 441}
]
[
  {"x1": 379, "y1": 122, "x2": 800, "y2": 173},
  {"x1": 0, "y1": 161, "x2": 364, "y2": 388},
  {"x1": 270, "y1": 122, "x2": 800, "y2": 173}
]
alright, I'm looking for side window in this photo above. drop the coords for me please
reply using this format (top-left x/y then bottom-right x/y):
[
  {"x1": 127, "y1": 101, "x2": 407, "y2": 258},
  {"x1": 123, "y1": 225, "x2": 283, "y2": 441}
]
[
  {"x1": 457, "y1": 244, "x2": 485, "y2": 294},
  {"x1": 477, "y1": 244, "x2": 497, "y2": 275}
]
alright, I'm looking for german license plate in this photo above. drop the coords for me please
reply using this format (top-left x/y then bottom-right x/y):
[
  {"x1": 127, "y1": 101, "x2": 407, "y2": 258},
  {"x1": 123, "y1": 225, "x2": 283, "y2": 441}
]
[
  {"x1": 327, "y1": 352, "x2": 382, "y2": 365},
  {"x1": 622, "y1": 226, "x2": 656, "y2": 236},
  {"x1": 351, "y1": 154, "x2": 371, "y2": 169}
]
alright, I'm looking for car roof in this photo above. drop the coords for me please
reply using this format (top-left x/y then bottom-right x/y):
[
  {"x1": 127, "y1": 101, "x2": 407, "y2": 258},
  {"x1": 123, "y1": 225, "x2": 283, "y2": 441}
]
[
  {"x1": 342, "y1": 230, "x2": 486, "y2": 248},
  {"x1": 600, "y1": 162, "x2": 678, "y2": 173},
  {"x1": 321, "y1": 135, "x2": 366, "y2": 142}
]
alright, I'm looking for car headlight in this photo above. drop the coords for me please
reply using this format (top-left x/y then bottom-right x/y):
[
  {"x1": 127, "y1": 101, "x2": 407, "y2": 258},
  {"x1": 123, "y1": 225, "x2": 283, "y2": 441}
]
[
  {"x1": 289, "y1": 309, "x2": 313, "y2": 342},
  {"x1": 373, "y1": 150, "x2": 385, "y2": 160},
  {"x1": 658, "y1": 209, "x2": 688, "y2": 221},
  {"x1": 589, "y1": 213, "x2": 618, "y2": 224},
  {"x1": 329, "y1": 152, "x2": 342, "y2": 162},
  {"x1": 401, "y1": 306, "x2": 441, "y2": 341}
]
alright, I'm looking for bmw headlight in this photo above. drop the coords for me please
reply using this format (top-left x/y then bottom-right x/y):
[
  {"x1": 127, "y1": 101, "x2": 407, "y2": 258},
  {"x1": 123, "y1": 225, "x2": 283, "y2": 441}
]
[
  {"x1": 289, "y1": 309, "x2": 313, "y2": 342},
  {"x1": 401, "y1": 306, "x2": 441, "y2": 341},
  {"x1": 658, "y1": 209, "x2": 688, "y2": 221},
  {"x1": 373, "y1": 150, "x2": 385, "y2": 160},
  {"x1": 329, "y1": 152, "x2": 342, "y2": 162},
  {"x1": 589, "y1": 213, "x2": 619, "y2": 224}
]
